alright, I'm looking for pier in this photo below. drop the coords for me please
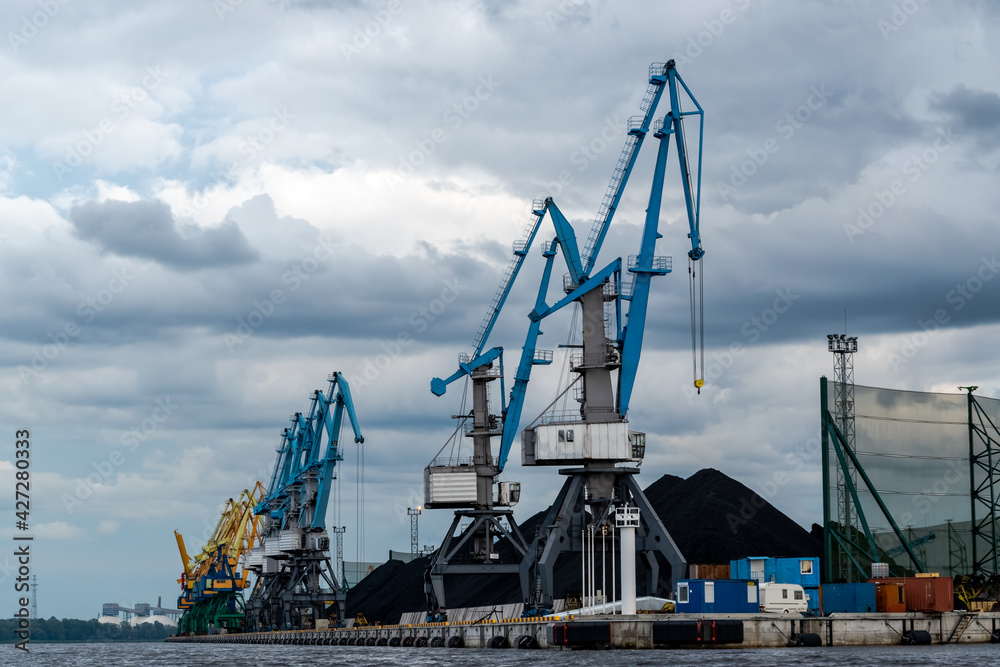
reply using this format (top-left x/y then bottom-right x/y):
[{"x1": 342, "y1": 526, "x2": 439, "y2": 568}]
[{"x1": 167, "y1": 611, "x2": 1000, "y2": 649}]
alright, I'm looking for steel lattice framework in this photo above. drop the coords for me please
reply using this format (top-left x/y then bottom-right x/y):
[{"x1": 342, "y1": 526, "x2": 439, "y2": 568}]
[{"x1": 821, "y1": 378, "x2": 1000, "y2": 583}]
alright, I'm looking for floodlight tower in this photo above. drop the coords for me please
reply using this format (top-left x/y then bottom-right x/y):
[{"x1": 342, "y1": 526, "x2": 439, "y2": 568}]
[
  {"x1": 828, "y1": 333, "x2": 859, "y2": 581},
  {"x1": 408, "y1": 507, "x2": 421, "y2": 558},
  {"x1": 332, "y1": 526, "x2": 346, "y2": 587}
]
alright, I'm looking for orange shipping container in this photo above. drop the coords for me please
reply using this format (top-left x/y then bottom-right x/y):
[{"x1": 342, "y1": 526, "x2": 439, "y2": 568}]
[
  {"x1": 688, "y1": 564, "x2": 731, "y2": 580},
  {"x1": 871, "y1": 577, "x2": 953, "y2": 612},
  {"x1": 872, "y1": 581, "x2": 906, "y2": 613}
]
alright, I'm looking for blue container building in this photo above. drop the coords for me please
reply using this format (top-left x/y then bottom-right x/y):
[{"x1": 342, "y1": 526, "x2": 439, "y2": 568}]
[
  {"x1": 730, "y1": 556, "x2": 821, "y2": 614},
  {"x1": 820, "y1": 583, "x2": 876, "y2": 614},
  {"x1": 675, "y1": 579, "x2": 760, "y2": 614}
]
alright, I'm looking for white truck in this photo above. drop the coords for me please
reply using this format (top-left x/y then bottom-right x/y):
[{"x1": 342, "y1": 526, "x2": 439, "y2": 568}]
[{"x1": 759, "y1": 582, "x2": 809, "y2": 614}]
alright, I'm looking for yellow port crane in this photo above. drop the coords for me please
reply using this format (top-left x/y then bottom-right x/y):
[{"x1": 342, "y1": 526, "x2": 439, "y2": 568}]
[{"x1": 175, "y1": 482, "x2": 266, "y2": 634}]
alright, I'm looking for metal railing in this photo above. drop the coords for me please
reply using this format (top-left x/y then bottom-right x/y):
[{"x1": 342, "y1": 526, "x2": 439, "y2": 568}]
[
  {"x1": 427, "y1": 456, "x2": 498, "y2": 468},
  {"x1": 463, "y1": 421, "x2": 502, "y2": 436},
  {"x1": 648, "y1": 62, "x2": 667, "y2": 85},
  {"x1": 627, "y1": 254, "x2": 672, "y2": 272},
  {"x1": 563, "y1": 273, "x2": 578, "y2": 293},
  {"x1": 569, "y1": 347, "x2": 621, "y2": 370},
  {"x1": 533, "y1": 411, "x2": 584, "y2": 426},
  {"x1": 471, "y1": 365, "x2": 502, "y2": 378},
  {"x1": 620, "y1": 276, "x2": 634, "y2": 298},
  {"x1": 533, "y1": 349, "x2": 554, "y2": 364},
  {"x1": 581, "y1": 131, "x2": 640, "y2": 269}
]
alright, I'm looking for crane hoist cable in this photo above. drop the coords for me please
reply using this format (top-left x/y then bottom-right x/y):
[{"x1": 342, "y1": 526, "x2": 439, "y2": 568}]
[
  {"x1": 353, "y1": 415, "x2": 364, "y2": 566},
  {"x1": 455, "y1": 375, "x2": 470, "y2": 459},
  {"x1": 555, "y1": 302, "x2": 582, "y2": 415},
  {"x1": 429, "y1": 376, "x2": 471, "y2": 465},
  {"x1": 689, "y1": 256, "x2": 705, "y2": 393},
  {"x1": 357, "y1": 417, "x2": 365, "y2": 565},
  {"x1": 677, "y1": 104, "x2": 705, "y2": 394}
]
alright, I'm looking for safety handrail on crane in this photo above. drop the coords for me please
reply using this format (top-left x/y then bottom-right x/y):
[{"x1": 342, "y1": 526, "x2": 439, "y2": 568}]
[
  {"x1": 471, "y1": 199, "x2": 548, "y2": 357},
  {"x1": 580, "y1": 62, "x2": 670, "y2": 277}
]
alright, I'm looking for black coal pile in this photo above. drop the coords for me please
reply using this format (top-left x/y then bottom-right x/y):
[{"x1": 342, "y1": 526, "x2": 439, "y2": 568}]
[
  {"x1": 644, "y1": 467, "x2": 822, "y2": 563},
  {"x1": 347, "y1": 468, "x2": 820, "y2": 624},
  {"x1": 344, "y1": 555, "x2": 429, "y2": 625}
]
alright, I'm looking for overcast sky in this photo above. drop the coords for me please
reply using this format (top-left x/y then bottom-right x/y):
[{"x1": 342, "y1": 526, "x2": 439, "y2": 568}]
[{"x1": 1, "y1": 0, "x2": 998, "y2": 620}]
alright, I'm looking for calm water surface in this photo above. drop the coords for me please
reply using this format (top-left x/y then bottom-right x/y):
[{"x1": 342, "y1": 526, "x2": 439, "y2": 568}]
[{"x1": 4, "y1": 642, "x2": 1000, "y2": 666}]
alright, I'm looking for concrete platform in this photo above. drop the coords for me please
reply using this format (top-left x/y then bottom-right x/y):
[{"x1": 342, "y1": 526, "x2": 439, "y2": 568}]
[{"x1": 166, "y1": 611, "x2": 1000, "y2": 649}]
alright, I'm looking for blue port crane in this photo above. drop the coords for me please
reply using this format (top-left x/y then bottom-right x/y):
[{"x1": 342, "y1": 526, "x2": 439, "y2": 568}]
[
  {"x1": 425, "y1": 60, "x2": 707, "y2": 616},
  {"x1": 513, "y1": 60, "x2": 705, "y2": 613},
  {"x1": 431, "y1": 61, "x2": 705, "y2": 474},
  {"x1": 244, "y1": 372, "x2": 364, "y2": 631}
]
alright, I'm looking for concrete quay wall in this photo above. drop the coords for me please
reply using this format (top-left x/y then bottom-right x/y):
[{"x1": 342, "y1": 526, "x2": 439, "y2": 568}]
[{"x1": 166, "y1": 611, "x2": 1000, "y2": 649}]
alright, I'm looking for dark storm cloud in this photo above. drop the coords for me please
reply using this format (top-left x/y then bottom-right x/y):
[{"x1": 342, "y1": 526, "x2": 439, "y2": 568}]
[
  {"x1": 69, "y1": 199, "x2": 260, "y2": 269},
  {"x1": 930, "y1": 84, "x2": 1000, "y2": 148}
]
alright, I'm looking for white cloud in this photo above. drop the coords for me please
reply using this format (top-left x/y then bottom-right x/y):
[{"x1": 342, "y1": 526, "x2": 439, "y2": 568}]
[
  {"x1": 97, "y1": 520, "x2": 120, "y2": 535},
  {"x1": 34, "y1": 521, "x2": 85, "y2": 540}
]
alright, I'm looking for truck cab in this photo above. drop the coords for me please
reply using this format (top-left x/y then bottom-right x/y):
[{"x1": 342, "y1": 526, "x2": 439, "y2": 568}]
[{"x1": 759, "y1": 582, "x2": 809, "y2": 614}]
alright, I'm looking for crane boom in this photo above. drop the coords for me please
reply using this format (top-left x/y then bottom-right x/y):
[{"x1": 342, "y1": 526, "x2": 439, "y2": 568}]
[{"x1": 174, "y1": 530, "x2": 193, "y2": 576}]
